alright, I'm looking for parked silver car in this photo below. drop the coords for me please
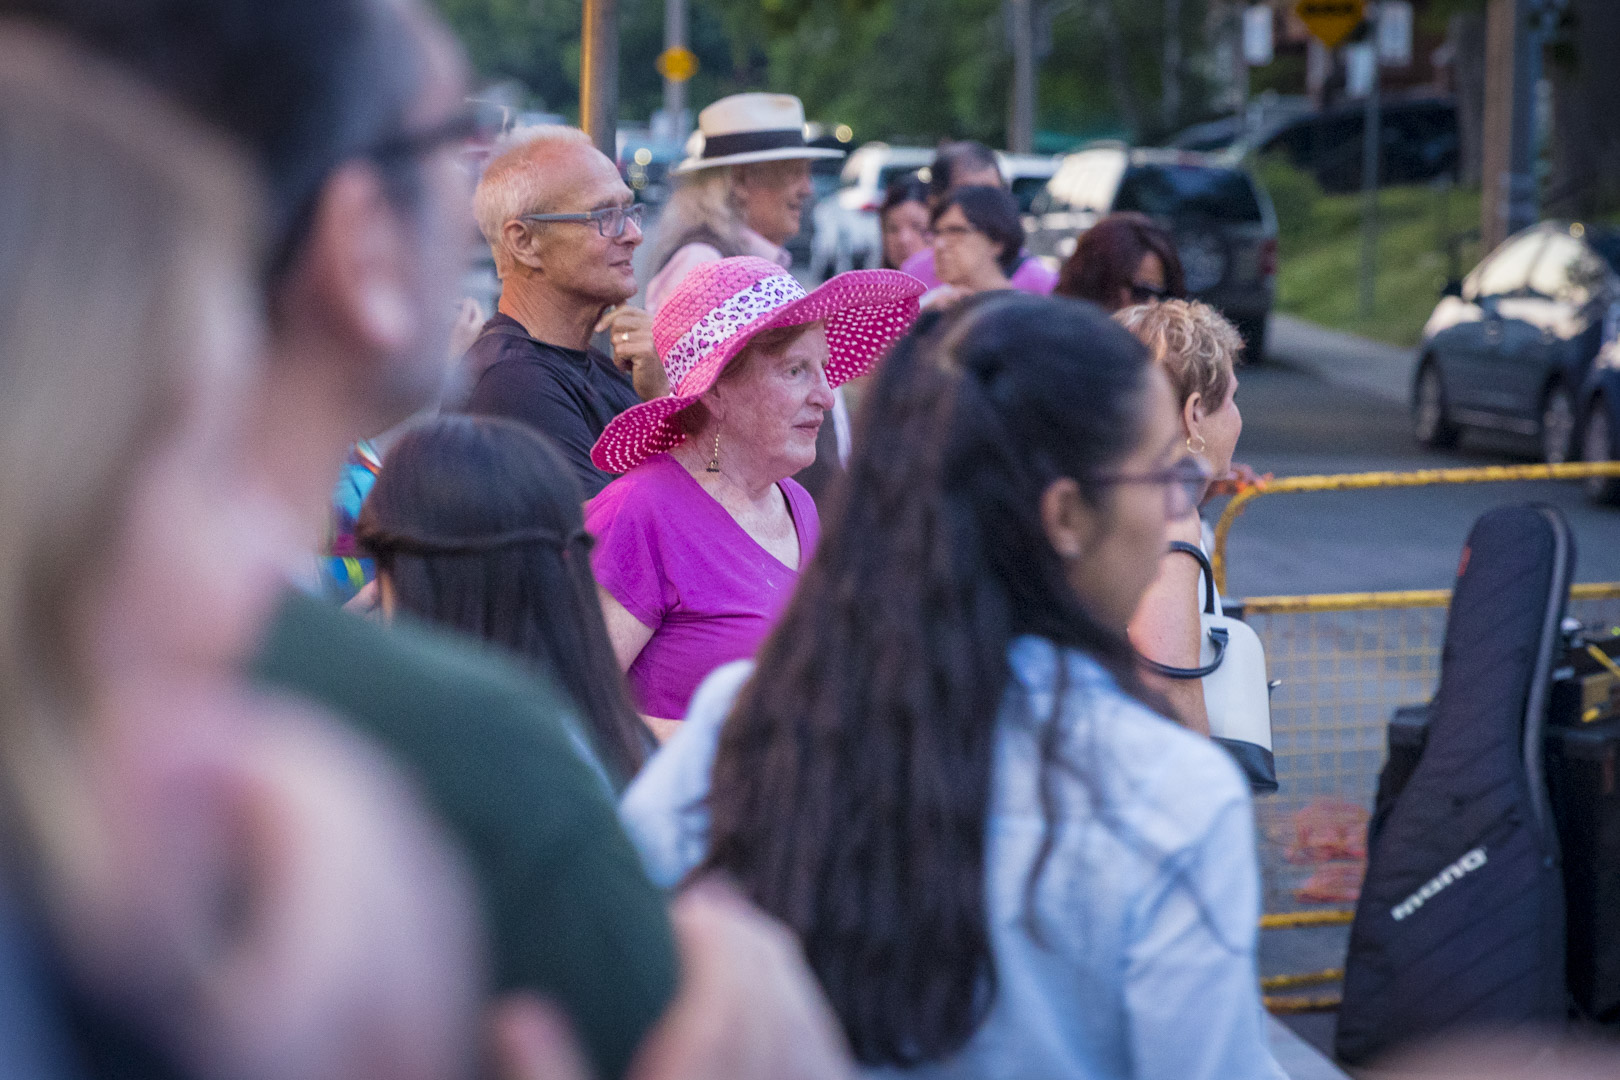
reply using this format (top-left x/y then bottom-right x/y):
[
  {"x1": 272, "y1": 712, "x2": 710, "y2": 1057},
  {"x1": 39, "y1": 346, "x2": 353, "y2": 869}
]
[
  {"x1": 1023, "y1": 145, "x2": 1278, "y2": 358},
  {"x1": 810, "y1": 145, "x2": 1058, "y2": 279}
]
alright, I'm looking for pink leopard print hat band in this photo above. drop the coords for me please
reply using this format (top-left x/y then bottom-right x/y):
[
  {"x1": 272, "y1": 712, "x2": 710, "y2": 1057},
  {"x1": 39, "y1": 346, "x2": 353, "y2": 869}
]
[{"x1": 589, "y1": 256, "x2": 923, "y2": 474}]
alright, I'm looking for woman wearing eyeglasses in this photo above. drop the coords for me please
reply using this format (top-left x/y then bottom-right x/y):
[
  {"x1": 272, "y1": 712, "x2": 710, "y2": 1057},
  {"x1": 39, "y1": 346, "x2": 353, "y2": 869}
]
[
  {"x1": 1118, "y1": 299, "x2": 1247, "y2": 735},
  {"x1": 921, "y1": 185, "x2": 1037, "y2": 311},
  {"x1": 1055, "y1": 211, "x2": 1187, "y2": 313},
  {"x1": 620, "y1": 292, "x2": 1282, "y2": 1079}
]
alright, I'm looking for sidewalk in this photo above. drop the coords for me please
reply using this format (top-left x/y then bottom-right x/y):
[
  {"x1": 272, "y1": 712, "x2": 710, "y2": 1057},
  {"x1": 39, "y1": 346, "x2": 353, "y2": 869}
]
[{"x1": 1267, "y1": 313, "x2": 1418, "y2": 407}]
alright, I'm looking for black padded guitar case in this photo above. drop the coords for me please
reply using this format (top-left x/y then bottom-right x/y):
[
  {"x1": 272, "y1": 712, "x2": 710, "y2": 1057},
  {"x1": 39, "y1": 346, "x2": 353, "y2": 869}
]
[{"x1": 1336, "y1": 504, "x2": 1573, "y2": 1065}]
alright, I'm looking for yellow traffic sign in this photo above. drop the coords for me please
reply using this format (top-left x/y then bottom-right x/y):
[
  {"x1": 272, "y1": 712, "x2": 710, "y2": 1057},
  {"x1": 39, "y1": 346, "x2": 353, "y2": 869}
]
[
  {"x1": 1295, "y1": 0, "x2": 1364, "y2": 49},
  {"x1": 656, "y1": 46, "x2": 699, "y2": 83}
]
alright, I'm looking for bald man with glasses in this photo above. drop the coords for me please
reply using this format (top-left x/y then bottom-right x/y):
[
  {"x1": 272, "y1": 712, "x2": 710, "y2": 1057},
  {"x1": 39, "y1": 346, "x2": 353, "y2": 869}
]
[{"x1": 465, "y1": 125, "x2": 667, "y2": 497}]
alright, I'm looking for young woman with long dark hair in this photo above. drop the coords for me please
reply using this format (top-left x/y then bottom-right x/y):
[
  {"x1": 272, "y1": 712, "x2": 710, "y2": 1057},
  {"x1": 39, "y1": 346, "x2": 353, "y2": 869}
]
[
  {"x1": 358, "y1": 415, "x2": 652, "y2": 785},
  {"x1": 621, "y1": 293, "x2": 1283, "y2": 1078}
]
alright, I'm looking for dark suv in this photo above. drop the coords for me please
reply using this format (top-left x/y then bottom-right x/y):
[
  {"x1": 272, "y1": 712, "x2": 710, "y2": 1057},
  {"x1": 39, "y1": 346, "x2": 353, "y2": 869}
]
[{"x1": 1024, "y1": 146, "x2": 1277, "y2": 358}]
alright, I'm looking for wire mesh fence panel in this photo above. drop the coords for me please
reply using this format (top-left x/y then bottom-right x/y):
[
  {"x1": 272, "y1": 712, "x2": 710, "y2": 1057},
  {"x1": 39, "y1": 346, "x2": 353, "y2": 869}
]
[
  {"x1": 1212, "y1": 467, "x2": 1620, "y2": 1010},
  {"x1": 1244, "y1": 589, "x2": 1620, "y2": 918},
  {"x1": 1247, "y1": 601, "x2": 1444, "y2": 916}
]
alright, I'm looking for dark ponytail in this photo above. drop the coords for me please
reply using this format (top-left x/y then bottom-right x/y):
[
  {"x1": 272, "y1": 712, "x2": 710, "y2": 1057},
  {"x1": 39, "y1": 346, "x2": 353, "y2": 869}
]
[{"x1": 698, "y1": 292, "x2": 1158, "y2": 1065}]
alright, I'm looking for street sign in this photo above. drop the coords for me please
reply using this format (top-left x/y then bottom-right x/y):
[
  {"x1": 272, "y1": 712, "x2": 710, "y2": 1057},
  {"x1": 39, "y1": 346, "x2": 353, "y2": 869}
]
[
  {"x1": 656, "y1": 46, "x2": 699, "y2": 83},
  {"x1": 1377, "y1": 0, "x2": 1413, "y2": 66},
  {"x1": 1294, "y1": 0, "x2": 1365, "y2": 50},
  {"x1": 1243, "y1": 5, "x2": 1274, "y2": 67}
]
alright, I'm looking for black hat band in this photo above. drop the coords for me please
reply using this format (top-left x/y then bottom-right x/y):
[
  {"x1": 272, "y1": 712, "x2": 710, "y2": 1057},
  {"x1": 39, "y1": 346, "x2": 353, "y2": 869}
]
[{"x1": 700, "y1": 128, "x2": 807, "y2": 160}]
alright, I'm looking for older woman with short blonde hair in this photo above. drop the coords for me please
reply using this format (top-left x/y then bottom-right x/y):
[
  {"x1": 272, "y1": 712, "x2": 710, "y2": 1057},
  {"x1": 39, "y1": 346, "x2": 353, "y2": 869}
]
[{"x1": 1117, "y1": 299, "x2": 1246, "y2": 734}]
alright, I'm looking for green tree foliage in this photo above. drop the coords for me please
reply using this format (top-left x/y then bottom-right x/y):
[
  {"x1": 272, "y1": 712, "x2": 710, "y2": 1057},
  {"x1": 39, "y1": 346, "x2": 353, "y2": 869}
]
[
  {"x1": 432, "y1": 0, "x2": 748, "y2": 121},
  {"x1": 435, "y1": 0, "x2": 1219, "y2": 146}
]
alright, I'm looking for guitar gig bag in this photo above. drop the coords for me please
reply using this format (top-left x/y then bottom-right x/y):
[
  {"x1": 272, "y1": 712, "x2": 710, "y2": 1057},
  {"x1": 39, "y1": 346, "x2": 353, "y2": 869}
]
[{"x1": 1336, "y1": 504, "x2": 1573, "y2": 1065}]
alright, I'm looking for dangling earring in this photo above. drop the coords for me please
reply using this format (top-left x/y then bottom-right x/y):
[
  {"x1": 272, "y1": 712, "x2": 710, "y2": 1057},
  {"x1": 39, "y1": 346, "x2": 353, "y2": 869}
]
[
  {"x1": 1186, "y1": 433, "x2": 1206, "y2": 455},
  {"x1": 707, "y1": 429, "x2": 721, "y2": 472}
]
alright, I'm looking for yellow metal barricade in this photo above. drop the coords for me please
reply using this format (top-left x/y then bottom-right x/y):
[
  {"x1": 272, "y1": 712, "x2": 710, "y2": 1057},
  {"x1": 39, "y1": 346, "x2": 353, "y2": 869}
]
[{"x1": 1212, "y1": 463, "x2": 1620, "y2": 1014}]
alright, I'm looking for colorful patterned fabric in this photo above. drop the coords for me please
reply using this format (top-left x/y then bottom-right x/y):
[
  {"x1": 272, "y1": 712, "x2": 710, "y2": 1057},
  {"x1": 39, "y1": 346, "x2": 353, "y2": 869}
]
[{"x1": 320, "y1": 439, "x2": 382, "y2": 603}]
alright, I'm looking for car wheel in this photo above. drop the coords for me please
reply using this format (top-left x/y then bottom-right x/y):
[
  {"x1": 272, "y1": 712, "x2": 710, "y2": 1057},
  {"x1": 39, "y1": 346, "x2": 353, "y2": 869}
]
[
  {"x1": 1235, "y1": 317, "x2": 1268, "y2": 364},
  {"x1": 1540, "y1": 380, "x2": 1577, "y2": 465},
  {"x1": 1413, "y1": 361, "x2": 1460, "y2": 448},
  {"x1": 1582, "y1": 397, "x2": 1620, "y2": 504}
]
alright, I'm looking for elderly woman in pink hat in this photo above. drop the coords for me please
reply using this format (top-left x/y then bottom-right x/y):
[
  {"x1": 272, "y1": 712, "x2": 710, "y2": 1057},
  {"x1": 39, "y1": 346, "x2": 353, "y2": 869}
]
[{"x1": 587, "y1": 256, "x2": 921, "y2": 735}]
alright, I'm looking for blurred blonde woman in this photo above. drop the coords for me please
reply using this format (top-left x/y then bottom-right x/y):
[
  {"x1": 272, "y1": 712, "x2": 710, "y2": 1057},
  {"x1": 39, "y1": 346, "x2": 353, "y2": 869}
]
[
  {"x1": 1116, "y1": 299, "x2": 1246, "y2": 734},
  {"x1": 0, "y1": 26, "x2": 479, "y2": 1080},
  {"x1": 644, "y1": 93, "x2": 842, "y2": 315}
]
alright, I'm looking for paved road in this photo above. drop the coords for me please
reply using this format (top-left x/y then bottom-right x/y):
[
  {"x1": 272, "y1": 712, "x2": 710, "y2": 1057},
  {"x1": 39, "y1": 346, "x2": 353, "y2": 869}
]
[{"x1": 1214, "y1": 316, "x2": 1620, "y2": 599}]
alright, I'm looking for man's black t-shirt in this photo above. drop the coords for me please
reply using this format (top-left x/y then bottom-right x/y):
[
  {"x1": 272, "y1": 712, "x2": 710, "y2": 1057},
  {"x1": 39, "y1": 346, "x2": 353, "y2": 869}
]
[{"x1": 462, "y1": 314, "x2": 641, "y2": 498}]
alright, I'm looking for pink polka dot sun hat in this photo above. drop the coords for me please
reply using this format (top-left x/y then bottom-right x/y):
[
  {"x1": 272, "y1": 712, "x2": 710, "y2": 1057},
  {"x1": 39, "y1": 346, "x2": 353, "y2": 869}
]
[{"x1": 590, "y1": 256, "x2": 923, "y2": 474}]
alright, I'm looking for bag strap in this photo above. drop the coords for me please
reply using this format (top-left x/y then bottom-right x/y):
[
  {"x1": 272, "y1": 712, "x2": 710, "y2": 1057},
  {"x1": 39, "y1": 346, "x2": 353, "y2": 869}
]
[
  {"x1": 1139, "y1": 626, "x2": 1228, "y2": 680},
  {"x1": 1136, "y1": 540, "x2": 1225, "y2": 680},
  {"x1": 1168, "y1": 540, "x2": 1217, "y2": 615}
]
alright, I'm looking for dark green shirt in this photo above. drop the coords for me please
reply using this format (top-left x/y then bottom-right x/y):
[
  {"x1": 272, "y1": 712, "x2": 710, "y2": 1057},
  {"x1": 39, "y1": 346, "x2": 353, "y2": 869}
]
[{"x1": 250, "y1": 590, "x2": 677, "y2": 1080}]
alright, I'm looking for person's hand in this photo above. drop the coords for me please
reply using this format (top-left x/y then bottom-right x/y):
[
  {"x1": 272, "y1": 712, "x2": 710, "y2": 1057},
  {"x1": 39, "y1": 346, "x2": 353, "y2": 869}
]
[
  {"x1": 597, "y1": 306, "x2": 668, "y2": 401},
  {"x1": 343, "y1": 579, "x2": 381, "y2": 618},
  {"x1": 1204, "y1": 461, "x2": 1271, "y2": 498},
  {"x1": 488, "y1": 877, "x2": 854, "y2": 1080},
  {"x1": 490, "y1": 997, "x2": 593, "y2": 1080},
  {"x1": 919, "y1": 284, "x2": 969, "y2": 313}
]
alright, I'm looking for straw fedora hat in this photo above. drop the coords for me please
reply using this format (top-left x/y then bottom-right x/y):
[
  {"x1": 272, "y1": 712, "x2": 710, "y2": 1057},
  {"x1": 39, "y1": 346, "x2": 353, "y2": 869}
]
[{"x1": 673, "y1": 93, "x2": 846, "y2": 174}]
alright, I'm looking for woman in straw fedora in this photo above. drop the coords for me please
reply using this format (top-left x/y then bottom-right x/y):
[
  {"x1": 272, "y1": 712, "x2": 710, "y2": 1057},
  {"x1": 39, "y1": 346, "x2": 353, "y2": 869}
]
[
  {"x1": 644, "y1": 93, "x2": 843, "y2": 316},
  {"x1": 588, "y1": 257, "x2": 921, "y2": 739},
  {"x1": 647, "y1": 93, "x2": 854, "y2": 503}
]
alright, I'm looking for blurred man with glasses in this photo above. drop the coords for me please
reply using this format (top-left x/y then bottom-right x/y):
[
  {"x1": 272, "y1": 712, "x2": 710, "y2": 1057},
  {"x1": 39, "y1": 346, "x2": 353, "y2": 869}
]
[
  {"x1": 465, "y1": 126, "x2": 667, "y2": 498},
  {"x1": 2, "y1": 3, "x2": 855, "y2": 1080}
]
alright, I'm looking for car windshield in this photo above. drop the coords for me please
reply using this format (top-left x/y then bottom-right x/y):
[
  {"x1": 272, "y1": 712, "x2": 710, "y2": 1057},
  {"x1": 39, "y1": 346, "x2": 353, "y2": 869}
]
[
  {"x1": 1114, "y1": 164, "x2": 1263, "y2": 223},
  {"x1": 876, "y1": 164, "x2": 922, "y2": 191},
  {"x1": 1010, "y1": 175, "x2": 1048, "y2": 213}
]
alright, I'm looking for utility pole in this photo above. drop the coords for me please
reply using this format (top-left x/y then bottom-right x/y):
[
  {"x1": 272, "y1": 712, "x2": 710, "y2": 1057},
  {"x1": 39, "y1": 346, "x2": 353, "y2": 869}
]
[
  {"x1": 1481, "y1": 0, "x2": 1540, "y2": 251},
  {"x1": 581, "y1": 0, "x2": 618, "y2": 159},
  {"x1": 1162, "y1": 0, "x2": 1183, "y2": 133},
  {"x1": 663, "y1": 0, "x2": 689, "y2": 142},
  {"x1": 1007, "y1": 0, "x2": 1035, "y2": 153},
  {"x1": 1358, "y1": 9, "x2": 1382, "y2": 319}
]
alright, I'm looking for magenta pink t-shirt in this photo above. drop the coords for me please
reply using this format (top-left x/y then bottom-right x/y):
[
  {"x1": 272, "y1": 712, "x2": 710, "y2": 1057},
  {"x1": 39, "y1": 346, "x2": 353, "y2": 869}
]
[
  {"x1": 899, "y1": 247, "x2": 1058, "y2": 295},
  {"x1": 585, "y1": 453, "x2": 819, "y2": 720}
]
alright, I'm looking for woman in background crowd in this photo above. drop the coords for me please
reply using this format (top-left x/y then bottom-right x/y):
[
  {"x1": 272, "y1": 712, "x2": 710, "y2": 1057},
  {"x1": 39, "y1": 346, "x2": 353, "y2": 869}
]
[
  {"x1": 1055, "y1": 210, "x2": 1186, "y2": 312},
  {"x1": 1117, "y1": 299, "x2": 1246, "y2": 735},
  {"x1": 922, "y1": 185, "x2": 1028, "y2": 310},
  {"x1": 0, "y1": 26, "x2": 480, "y2": 1080},
  {"x1": 645, "y1": 93, "x2": 842, "y2": 315},
  {"x1": 359, "y1": 415, "x2": 653, "y2": 786},
  {"x1": 646, "y1": 94, "x2": 854, "y2": 503},
  {"x1": 878, "y1": 177, "x2": 931, "y2": 271},
  {"x1": 621, "y1": 292, "x2": 1283, "y2": 1079},
  {"x1": 899, "y1": 141, "x2": 1057, "y2": 295},
  {"x1": 589, "y1": 257, "x2": 920, "y2": 739}
]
